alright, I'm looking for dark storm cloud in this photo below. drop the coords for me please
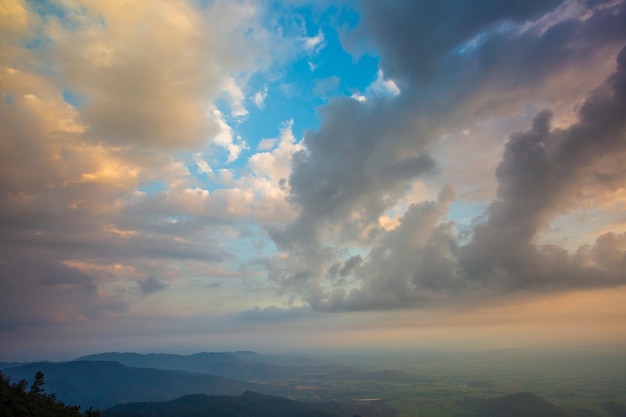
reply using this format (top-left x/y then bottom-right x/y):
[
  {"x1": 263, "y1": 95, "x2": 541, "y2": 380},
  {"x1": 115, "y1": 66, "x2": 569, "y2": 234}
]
[
  {"x1": 350, "y1": 0, "x2": 564, "y2": 84},
  {"x1": 455, "y1": 0, "x2": 626, "y2": 114},
  {"x1": 271, "y1": 96, "x2": 438, "y2": 251},
  {"x1": 268, "y1": 0, "x2": 626, "y2": 311},
  {"x1": 347, "y1": 0, "x2": 626, "y2": 123},
  {"x1": 309, "y1": 46, "x2": 626, "y2": 311},
  {"x1": 460, "y1": 46, "x2": 626, "y2": 291},
  {"x1": 275, "y1": 0, "x2": 626, "y2": 254}
]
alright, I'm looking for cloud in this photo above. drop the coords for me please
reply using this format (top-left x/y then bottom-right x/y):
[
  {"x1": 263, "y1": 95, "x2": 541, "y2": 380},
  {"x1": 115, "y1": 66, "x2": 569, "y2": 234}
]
[
  {"x1": 306, "y1": 186, "x2": 459, "y2": 311},
  {"x1": 238, "y1": 305, "x2": 312, "y2": 322},
  {"x1": 331, "y1": 45, "x2": 626, "y2": 309},
  {"x1": 257, "y1": 138, "x2": 276, "y2": 151},
  {"x1": 221, "y1": 76, "x2": 249, "y2": 118},
  {"x1": 303, "y1": 29, "x2": 325, "y2": 53},
  {"x1": 1, "y1": 0, "x2": 626, "y2": 356},
  {"x1": 248, "y1": 120, "x2": 302, "y2": 182},
  {"x1": 366, "y1": 69, "x2": 400, "y2": 97},
  {"x1": 350, "y1": 93, "x2": 367, "y2": 102},
  {"x1": 139, "y1": 276, "x2": 167, "y2": 294},
  {"x1": 271, "y1": 96, "x2": 438, "y2": 252},
  {"x1": 45, "y1": 1, "x2": 271, "y2": 150},
  {"x1": 459, "y1": 47, "x2": 626, "y2": 292},
  {"x1": 209, "y1": 105, "x2": 248, "y2": 163},
  {"x1": 349, "y1": 0, "x2": 565, "y2": 84},
  {"x1": 252, "y1": 86, "x2": 268, "y2": 108},
  {"x1": 313, "y1": 76, "x2": 341, "y2": 98},
  {"x1": 307, "y1": 47, "x2": 626, "y2": 311},
  {"x1": 0, "y1": 253, "x2": 130, "y2": 331},
  {"x1": 349, "y1": 68, "x2": 400, "y2": 103},
  {"x1": 265, "y1": 1, "x2": 626, "y2": 311},
  {"x1": 275, "y1": 0, "x2": 626, "y2": 254},
  {"x1": 0, "y1": 0, "x2": 283, "y2": 333},
  {"x1": 193, "y1": 153, "x2": 213, "y2": 175}
]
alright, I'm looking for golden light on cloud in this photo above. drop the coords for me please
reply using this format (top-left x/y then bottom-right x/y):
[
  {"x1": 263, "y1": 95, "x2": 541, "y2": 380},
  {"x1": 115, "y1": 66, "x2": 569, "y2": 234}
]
[
  {"x1": 79, "y1": 161, "x2": 138, "y2": 185},
  {"x1": 0, "y1": 0, "x2": 30, "y2": 35}
]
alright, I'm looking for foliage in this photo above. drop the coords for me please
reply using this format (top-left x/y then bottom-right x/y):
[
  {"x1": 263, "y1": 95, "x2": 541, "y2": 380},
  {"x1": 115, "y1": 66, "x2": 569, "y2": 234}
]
[
  {"x1": 0, "y1": 370, "x2": 100, "y2": 417},
  {"x1": 29, "y1": 371, "x2": 45, "y2": 395}
]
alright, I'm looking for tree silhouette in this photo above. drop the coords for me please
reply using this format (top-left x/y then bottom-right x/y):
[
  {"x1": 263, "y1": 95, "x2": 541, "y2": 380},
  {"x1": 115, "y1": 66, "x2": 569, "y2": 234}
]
[
  {"x1": 1, "y1": 370, "x2": 90, "y2": 416},
  {"x1": 84, "y1": 406, "x2": 101, "y2": 417},
  {"x1": 29, "y1": 371, "x2": 45, "y2": 395}
]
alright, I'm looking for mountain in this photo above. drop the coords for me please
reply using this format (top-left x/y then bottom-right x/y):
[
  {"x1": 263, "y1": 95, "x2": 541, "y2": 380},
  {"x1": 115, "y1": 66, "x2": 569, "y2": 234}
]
[
  {"x1": 74, "y1": 351, "x2": 349, "y2": 381},
  {"x1": 2, "y1": 360, "x2": 274, "y2": 410},
  {"x1": 103, "y1": 391, "x2": 347, "y2": 417},
  {"x1": 228, "y1": 351, "x2": 319, "y2": 367},
  {"x1": 475, "y1": 391, "x2": 576, "y2": 417},
  {"x1": 0, "y1": 362, "x2": 29, "y2": 370}
]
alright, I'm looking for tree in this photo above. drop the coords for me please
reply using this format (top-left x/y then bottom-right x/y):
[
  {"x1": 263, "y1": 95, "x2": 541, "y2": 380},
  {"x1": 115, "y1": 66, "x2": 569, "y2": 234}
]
[
  {"x1": 84, "y1": 406, "x2": 101, "y2": 417},
  {"x1": 0, "y1": 370, "x2": 85, "y2": 417},
  {"x1": 15, "y1": 379, "x2": 27, "y2": 393},
  {"x1": 29, "y1": 371, "x2": 45, "y2": 395}
]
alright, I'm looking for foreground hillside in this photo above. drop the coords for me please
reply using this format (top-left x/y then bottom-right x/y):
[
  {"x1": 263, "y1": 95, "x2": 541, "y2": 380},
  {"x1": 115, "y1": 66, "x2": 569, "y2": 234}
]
[
  {"x1": 0, "y1": 371, "x2": 97, "y2": 417},
  {"x1": 2, "y1": 361, "x2": 273, "y2": 410},
  {"x1": 103, "y1": 391, "x2": 346, "y2": 417}
]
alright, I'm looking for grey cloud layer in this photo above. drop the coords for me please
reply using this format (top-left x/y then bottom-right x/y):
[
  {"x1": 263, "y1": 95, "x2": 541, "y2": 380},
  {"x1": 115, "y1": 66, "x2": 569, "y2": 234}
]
[
  {"x1": 338, "y1": 49, "x2": 626, "y2": 311},
  {"x1": 460, "y1": 48, "x2": 626, "y2": 292},
  {"x1": 272, "y1": 96, "x2": 438, "y2": 251},
  {"x1": 351, "y1": 0, "x2": 564, "y2": 84},
  {"x1": 267, "y1": 0, "x2": 626, "y2": 311}
]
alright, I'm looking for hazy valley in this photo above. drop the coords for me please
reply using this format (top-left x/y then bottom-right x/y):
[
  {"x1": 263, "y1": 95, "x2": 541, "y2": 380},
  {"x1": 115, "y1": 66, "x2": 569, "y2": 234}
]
[{"x1": 2, "y1": 348, "x2": 625, "y2": 417}]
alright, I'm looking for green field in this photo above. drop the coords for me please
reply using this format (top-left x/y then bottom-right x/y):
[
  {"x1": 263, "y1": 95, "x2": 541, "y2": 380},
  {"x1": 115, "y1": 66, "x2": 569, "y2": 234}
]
[{"x1": 275, "y1": 349, "x2": 626, "y2": 417}]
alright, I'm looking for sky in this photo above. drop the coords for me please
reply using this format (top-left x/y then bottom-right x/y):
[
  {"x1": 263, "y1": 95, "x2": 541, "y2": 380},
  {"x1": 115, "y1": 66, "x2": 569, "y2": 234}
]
[{"x1": 1, "y1": 0, "x2": 626, "y2": 362}]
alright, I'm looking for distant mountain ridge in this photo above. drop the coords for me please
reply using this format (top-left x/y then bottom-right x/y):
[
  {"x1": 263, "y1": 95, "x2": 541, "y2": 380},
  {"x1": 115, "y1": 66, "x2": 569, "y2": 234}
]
[
  {"x1": 74, "y1": 351, "x2": 349, "y2": 380},
  {"x1": 0, "y1": 362, "x2": 28, "y2": 370},
  {"x1": 102, "y1": 391, "x2": 347, "y2": 417},
  {"x1": 1, "y1": 360, "x2": 274, "y2": 410}
]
